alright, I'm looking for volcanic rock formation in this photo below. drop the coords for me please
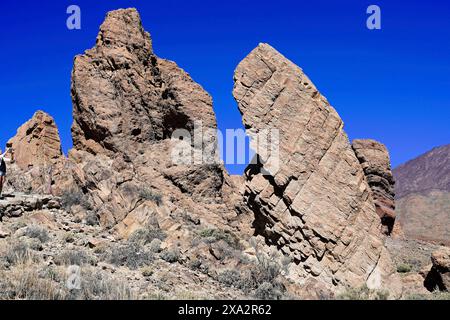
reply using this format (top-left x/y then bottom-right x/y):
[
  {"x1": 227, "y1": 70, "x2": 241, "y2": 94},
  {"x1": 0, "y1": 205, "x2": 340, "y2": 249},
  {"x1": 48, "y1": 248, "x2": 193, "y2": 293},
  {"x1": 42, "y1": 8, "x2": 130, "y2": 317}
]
[
  {"x1": 233, "y1": 43, "x2": 400, "y2": 293},
  {"x1": 5, "y1": 111, "x2": 74, "y2": 195},
  {"x1": 69, "y1": 8, "x2": 236, "y2": 234},
  {"x1": 7, "y1": 111, "x2": 63, "y2": 170},
  {"x1": 352, "y1": 139, "x2": 396, "y2": 235},
  {"x1": 0, "y1": 8, "x2": 408, "y2": 299}
]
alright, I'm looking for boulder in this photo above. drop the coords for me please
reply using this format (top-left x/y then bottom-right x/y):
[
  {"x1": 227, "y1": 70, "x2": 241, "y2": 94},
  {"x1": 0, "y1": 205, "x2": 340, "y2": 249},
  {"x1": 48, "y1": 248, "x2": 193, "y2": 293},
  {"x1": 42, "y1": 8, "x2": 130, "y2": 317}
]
[{"x1": 425, "y1": 247, "x2": 450, "y2": 291}]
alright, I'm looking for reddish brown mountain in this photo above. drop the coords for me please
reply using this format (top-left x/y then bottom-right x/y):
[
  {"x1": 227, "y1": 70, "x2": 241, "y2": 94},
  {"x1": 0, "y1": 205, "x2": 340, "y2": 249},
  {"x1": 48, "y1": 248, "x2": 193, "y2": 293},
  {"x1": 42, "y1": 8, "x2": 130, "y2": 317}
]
[{"x1": 393, "y1": 144, "x2": 450, "y2": 245}]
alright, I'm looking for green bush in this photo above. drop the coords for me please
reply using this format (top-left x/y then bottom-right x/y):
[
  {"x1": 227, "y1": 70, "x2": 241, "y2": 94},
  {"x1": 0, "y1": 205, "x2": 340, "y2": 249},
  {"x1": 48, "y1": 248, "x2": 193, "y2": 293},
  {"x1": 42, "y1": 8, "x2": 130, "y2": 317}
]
[
  {"x1": 217, "y1": 269, "x2": 242, "y2": 287},
  {"x1": 216, "y1": 250, "x2": 287, "y2": 300},
  {"x1": 397, "y1": 264, "x2": 412, "y2": 273}
]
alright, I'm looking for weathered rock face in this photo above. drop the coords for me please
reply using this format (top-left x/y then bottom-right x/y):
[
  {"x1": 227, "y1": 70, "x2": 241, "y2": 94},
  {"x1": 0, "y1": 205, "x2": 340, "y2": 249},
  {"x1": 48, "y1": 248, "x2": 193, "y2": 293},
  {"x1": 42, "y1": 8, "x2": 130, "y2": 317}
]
[
  {"x1": 352, "y1": 139, "x2": 396, "y2": 235},
  {"x1": 5, "y1": 111, "x2": 75, "y2": 196},
  {"x1": 7, "y1": 111, "x2": 62, "y2": 170},
  {"x1": 69, "y1": 8, "x2": 233, "y2": 233},
  {"x1": 0, "y1": 193, "x2": 60, "y2": 220},
  {"x1": 71, "y1": 9, "x2": 218, "y2": 157},
  {"x1": 425, "y1": 247, "x2": 450, "y2": 292},
  {"x1": 233, "y1": 43, "x2": 400, "y2": 294}
]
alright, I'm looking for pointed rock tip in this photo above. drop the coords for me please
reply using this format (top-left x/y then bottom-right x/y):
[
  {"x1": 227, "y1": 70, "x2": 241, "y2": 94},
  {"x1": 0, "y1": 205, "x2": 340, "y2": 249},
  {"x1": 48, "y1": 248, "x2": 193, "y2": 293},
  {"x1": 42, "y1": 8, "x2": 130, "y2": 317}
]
[
  {"x1": 97, "y1": 7, "x2": 152, "y2": 52},
  {"x1": 239, "y1": 42, "x2": 303, "y2": 73}
]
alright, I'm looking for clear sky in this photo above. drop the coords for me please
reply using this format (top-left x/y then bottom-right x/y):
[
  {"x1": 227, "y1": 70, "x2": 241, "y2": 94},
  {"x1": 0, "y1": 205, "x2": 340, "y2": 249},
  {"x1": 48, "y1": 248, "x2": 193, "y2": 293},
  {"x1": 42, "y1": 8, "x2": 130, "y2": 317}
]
[{"x1": 0, "y1": 0, "x2": 449, "y2": 174}]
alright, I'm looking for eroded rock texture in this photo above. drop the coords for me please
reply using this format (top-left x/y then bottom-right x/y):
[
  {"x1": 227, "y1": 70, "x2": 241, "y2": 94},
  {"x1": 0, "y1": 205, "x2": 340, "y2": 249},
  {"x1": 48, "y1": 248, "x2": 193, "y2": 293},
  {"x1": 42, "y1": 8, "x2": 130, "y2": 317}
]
[
  {"x1": 233, "y1": 43, "x2": 400, "y2": 293},
  {"x1": 352, "y1": 139, "x2": 396, "y2": 235},
  {"x1": 5, "y1": 111, "x2": 75, "y2": 195},
  {"x1": 7, "y1": 111, "x2": 62, "y2": 170},
  {"x1": 70, "y1": 8, "x2": 235, "y2": 235},
  {"x1": 425, "y1": 247, "x2": 450, "y2": 292}
]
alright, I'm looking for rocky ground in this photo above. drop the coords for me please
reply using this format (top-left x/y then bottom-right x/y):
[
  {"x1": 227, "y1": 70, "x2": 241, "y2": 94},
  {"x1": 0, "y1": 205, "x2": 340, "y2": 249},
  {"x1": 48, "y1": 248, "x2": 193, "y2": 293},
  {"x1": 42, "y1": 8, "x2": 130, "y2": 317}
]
[
  {"x1": 1, "y1": 192, "x2": 448, "y2": 300},
  {"x1": 0, "y1": 192, "x2": 296, "y2": 300}
]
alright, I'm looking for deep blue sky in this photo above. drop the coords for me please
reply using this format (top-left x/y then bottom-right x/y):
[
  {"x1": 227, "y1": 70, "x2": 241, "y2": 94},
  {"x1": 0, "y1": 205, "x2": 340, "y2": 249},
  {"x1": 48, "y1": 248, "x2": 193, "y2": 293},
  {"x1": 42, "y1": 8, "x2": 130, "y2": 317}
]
[{"x1": 0, "y1": 0, "x2": 449, "y2": 174}]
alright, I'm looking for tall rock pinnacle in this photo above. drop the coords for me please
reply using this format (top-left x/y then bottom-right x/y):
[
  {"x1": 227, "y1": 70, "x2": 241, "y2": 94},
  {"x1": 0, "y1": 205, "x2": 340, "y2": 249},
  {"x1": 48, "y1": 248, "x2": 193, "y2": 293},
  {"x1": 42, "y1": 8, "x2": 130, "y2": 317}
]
[
  {"x1": 233, "y1": 43, "x2": 401, "y2": 293},
  {"x1": 352, "y1": 139, "x2": 396, "y2": 235},
  {"x1": 71, "y1": 8, "x2": 217, "y2": 157},
  {"x1": 70, "y1": 8, "x2": 230, "y2": 230}
]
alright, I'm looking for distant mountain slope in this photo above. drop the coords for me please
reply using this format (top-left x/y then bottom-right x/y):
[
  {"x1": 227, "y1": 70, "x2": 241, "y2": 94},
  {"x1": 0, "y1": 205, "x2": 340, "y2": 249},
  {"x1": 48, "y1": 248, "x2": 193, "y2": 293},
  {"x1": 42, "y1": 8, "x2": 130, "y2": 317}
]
[
  {"x1": 393, "y1": 144, "x2": 450, "y2": 245},
  {"x1": 394, "y1": 145, "x2": 450, "y2": 198}
]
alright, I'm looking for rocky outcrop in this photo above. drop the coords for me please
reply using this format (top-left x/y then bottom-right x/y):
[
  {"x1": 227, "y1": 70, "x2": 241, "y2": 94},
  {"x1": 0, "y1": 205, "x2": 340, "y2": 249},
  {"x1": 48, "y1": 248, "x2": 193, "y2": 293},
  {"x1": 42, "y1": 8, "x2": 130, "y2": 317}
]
[
  {"x1": 1, "y1": 8, "x2": 411, "y2": 299},
  {"x1": 0, "y1": 193, "x2": 60, "y2": 220},
  {"x1": 69, "y1": 8, "x2": 235, "y2": 234},
  {"x1": 425, "y1": 247, "x2": 450, "y2": 292},
  {"x1": 233, "y1": 43, "x2": 400, "y2": 294},
  {"x1": 352, "y1": 139, "x2": 396, "y2": 235},
  {"x1": 5, "y1": 111, "x2": 75, "y2": 196},
  {"x1": 7, "y1": 111, "x2": 63, "y2": 170}
]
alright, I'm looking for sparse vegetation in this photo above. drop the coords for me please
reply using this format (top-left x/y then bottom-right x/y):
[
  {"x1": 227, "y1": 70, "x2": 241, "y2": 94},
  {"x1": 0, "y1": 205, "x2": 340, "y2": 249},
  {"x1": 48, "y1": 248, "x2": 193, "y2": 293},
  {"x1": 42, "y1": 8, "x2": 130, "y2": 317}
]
[
  {"x1": 217, "y1": 269, "x2": 242, "y2": 287},
  {"x1": 160, "y1": 248, "x2": 180, "y2": 263},
  {"x1": 105, "y1": 243, "x2": 154, "y2": 269},
  {"x1": 85, "y1": 212, "x2": 99, "y2": 226},
  {"x1": 216, "y1": 246, "x2": 288, "y2": 300},
  {"x1": 54, "y1": 249, "x2": 96, "y2": 266},
  {"x1": 254, "y1": 282, "x2": 284, "y2": 300},
  {"x1": 128, "y1": 226, "x2": 166, "y2": 246},
  {"x1": 60, "y1": 189, "x2": 91, "y2": 211},
  {"x1": 24, "y1": 225, "x2": 50, "y2": 243},
  {"x1": 139, "y1": 188, "x2": 163, "y2": 206},
  {"x1": 62, "y1": 232, "x2": 76, "y2": 243},
  {"x1": 337, "y1": 285, "x2": 390, "y2": 300},
  {"x1": 0, "y1": 269, "x2": 65, "y2": 300},
  {"x1": 406, "y1": 291, "x2": 450, "y2": 300},
  {"x1": 1, "y1": 241, "x2": 39, "y2": 267},
  {"x1": 69, "y1": 268, "x2": 137, "y2": 300},
  {"x1": 199, "y1": 228, "x2": 242, "y2": 250},
  {"x1": 141, "y1": 266, "x2": 154, "y2": 277},
  {"x1": 397, "y1": 263, "x2": 413, "y2": 273}
]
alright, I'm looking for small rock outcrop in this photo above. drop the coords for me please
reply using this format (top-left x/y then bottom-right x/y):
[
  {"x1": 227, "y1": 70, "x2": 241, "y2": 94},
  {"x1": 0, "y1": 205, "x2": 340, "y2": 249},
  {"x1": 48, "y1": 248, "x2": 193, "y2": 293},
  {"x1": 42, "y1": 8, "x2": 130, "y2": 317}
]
[
  {"x1": 233, "y1": 43, "x2": 400, "y2": 294},
  {"x1": 0, "y1": 193, "x2": 60, "y2": 220},
  {"x1": 425, "y1": 247, "x2": 450, "y2": 292},
  {"x1": 5, "y1": 111, "x2": 75, "y2": 195},
  {"x1": 7, "y1": 110, "x2": 63, "y2": 170},
  {"x1": 352, "y1": 139, "x2": 396, "y2": 235}
]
